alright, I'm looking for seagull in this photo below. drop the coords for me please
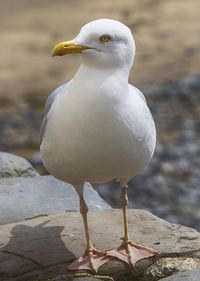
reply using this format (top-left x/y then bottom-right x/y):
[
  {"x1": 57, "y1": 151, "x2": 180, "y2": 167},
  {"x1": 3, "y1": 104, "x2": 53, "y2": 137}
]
[{"x1": 40, "y1": 19, "x2": 157, "y2": 272}]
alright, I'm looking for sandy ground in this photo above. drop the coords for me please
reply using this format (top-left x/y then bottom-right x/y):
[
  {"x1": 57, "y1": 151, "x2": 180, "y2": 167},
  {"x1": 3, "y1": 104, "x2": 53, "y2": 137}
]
[{"x1": 0, "y1": 0, "x2": 199, "y2": 106}]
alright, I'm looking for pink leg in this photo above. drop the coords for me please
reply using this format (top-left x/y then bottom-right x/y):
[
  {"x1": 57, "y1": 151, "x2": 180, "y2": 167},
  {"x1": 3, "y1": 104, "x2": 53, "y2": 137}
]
[
  {"x1": 120, "y1": 182, "x2": 133, "y2": 265},
  {"x1": 80, "y1": 194, "x2": 93, "y2": 264},
  {"x1": 107, "y1": 179, "x2": 157, "y2": 267},
  {"x1": 120, "y1": 181, "x2": 130, "y2": 242},
  {"x1": 68, "y1": 184, "x2": 112, "y2": 272}
]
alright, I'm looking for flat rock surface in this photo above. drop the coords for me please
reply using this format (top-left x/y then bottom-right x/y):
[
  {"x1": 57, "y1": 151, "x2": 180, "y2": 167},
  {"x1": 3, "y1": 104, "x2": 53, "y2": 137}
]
[
  {"x1": 0, "y1": 152, "x2": 38, "y2": 178},
  {"x1": 0, "y1": 175, "x2": 111, "y2": 225},
  {"x1": 160, "y1": 268, "x2": 200, "y2": 280},
  {"x1": 0, "y1": 209, "x2": 200, "y2": 281}
]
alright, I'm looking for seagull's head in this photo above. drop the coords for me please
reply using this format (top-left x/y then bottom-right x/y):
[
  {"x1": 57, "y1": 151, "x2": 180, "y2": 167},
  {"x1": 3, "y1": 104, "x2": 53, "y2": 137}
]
[{"x1": 52, "y1": 19, "x2": 136, "y2": 70}]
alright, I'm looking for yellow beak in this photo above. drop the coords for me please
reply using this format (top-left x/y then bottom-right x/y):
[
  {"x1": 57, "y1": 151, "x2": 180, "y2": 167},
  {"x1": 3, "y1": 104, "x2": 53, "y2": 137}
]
[{"x1": 52, "y1": 39, "x2": 89, "y2": 57}]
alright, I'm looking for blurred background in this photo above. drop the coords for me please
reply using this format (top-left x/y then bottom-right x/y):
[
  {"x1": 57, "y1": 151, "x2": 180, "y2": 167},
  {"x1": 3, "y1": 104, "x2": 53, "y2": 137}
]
[{"x1": 0, "y1": 0, "x2": 200, "y2": 229}]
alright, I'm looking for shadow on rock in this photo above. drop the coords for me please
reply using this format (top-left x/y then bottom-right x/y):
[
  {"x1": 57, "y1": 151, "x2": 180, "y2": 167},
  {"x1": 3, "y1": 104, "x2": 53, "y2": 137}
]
[{"x1": 0, "y1": 220, "x2": 75, "y2": 281}]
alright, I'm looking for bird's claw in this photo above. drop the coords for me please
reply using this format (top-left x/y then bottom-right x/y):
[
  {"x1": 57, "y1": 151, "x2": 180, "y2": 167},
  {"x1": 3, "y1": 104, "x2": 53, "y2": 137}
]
[
  {"x1": 67, "y1": 246, "x2": 112, "y2": 273},
  {"x1": 106, "y1": 240, "x2": 157, "y2": 268}
]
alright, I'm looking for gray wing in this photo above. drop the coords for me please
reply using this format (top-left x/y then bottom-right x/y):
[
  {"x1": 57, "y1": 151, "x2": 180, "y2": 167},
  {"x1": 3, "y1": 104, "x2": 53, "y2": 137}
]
[{"x1": 40, "y1": 83, "x2": 67, "y2": 144}]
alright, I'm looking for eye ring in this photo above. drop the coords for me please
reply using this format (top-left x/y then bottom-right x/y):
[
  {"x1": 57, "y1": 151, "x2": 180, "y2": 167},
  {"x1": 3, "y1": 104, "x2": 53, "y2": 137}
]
[{"x1": 99, "y1": 34, "x2": 112, "y2": 43}]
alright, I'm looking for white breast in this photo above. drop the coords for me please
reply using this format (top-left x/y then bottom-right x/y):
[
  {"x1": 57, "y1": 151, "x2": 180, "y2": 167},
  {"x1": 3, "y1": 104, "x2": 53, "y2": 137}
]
[{"x1": 41, "y1": 73, "x2": 156, "y2": 184}]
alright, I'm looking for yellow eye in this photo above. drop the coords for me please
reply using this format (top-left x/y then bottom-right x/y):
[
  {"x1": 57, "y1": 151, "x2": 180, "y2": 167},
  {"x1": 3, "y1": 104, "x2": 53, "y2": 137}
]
[{"x1": 99, "y1": 34, "x2": 112, "y2": 43}]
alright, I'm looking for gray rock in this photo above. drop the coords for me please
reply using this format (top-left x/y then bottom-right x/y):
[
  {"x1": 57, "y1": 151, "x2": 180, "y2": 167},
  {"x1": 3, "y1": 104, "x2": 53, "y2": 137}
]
[
  {"x1": 159, "y1": 268, "x2": 200, "y2": 280},
  {"x1": 0, "y1": 152, "x2": 39, "y2": 178},
  {"x1": 0, "y1": 175, "x2": 111, "y2": 225},
  {"x1": 0, "y1": 210, "x2": 200, "y2": 281}
]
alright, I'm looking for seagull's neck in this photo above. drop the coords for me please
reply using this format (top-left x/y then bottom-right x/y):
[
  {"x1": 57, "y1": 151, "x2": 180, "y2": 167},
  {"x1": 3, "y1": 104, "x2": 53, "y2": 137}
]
[
  {"x1": 74, "y1": 64, "x2": 130, "y2": 85},
  {"x1": 69, "y1": 64, "x2": 130, "y2": 101}
]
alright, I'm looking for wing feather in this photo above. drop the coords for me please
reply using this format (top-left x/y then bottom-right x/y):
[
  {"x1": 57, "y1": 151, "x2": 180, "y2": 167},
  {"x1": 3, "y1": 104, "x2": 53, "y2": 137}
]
[{"x1": 40, "y1": 83, "x2": 67, "y2": 143}]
